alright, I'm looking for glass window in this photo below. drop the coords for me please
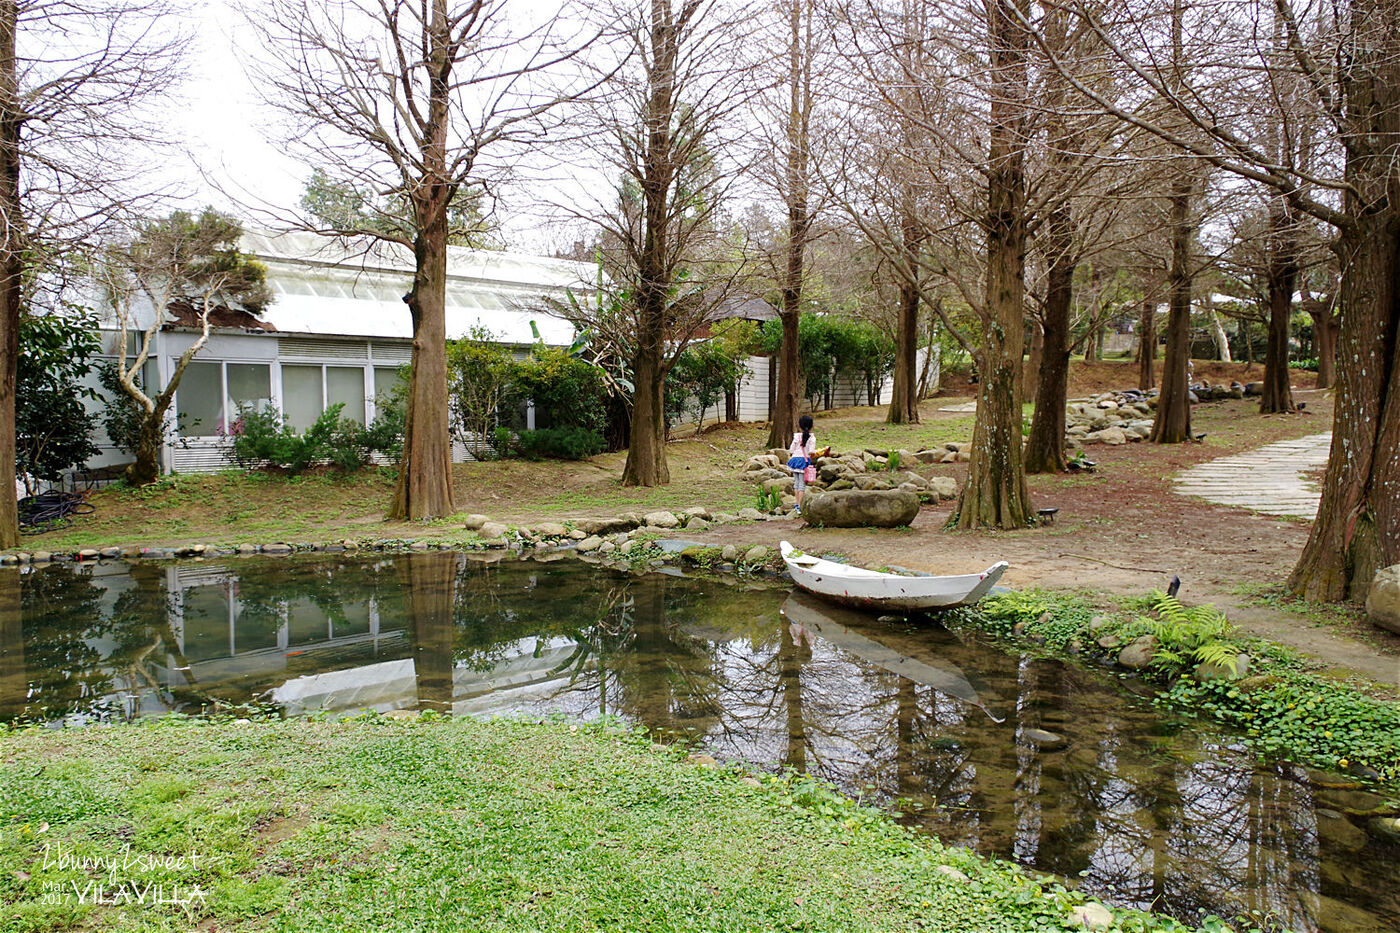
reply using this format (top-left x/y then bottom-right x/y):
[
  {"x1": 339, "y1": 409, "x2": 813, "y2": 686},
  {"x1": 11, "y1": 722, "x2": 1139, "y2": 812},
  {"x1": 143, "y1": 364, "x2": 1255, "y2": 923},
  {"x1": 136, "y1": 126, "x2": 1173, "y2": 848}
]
[
  {"x1": 226, "y1": 363, "x2": 272, "y2": 419},
  {"x1": 327, "y1": 366, "x2": 366, "y2": 425},
  {"x1": 179, "y1": 361, "x2": 223, "y2": 436},
  {"x1": 374, "y1": 366, "x2": 406, "y2": 405},
  {"x1": 282, "y1": 365, "x2": 323, "y2": 432}
]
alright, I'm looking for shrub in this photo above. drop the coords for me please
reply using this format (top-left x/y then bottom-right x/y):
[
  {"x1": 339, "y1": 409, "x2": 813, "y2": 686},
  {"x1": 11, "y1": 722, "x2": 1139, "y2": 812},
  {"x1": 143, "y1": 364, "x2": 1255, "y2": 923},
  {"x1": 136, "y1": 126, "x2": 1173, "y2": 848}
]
[
  {"x1": 512, "y1": 346, "x2": 607, "y2": 434},
  {"x1": 17, "y1": 309, "x2": 101, "y2": 492},
  {"x1": 511, "y1": 426, "x2": 606, "y2": 461},
  {"x1": 447, "y1": 328, "x2": 517, "y2": 456},
  {"x1": 226, "y1": 403, "x2": 400, "y2": 474}
]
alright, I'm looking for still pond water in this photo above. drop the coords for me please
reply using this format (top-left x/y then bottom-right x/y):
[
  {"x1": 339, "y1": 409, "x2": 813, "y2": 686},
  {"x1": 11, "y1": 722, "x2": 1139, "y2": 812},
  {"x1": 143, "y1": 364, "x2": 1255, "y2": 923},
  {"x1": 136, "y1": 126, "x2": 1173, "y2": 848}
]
[{"x1": 1, "y1": 552, "x2": 1395, "y2": 932}]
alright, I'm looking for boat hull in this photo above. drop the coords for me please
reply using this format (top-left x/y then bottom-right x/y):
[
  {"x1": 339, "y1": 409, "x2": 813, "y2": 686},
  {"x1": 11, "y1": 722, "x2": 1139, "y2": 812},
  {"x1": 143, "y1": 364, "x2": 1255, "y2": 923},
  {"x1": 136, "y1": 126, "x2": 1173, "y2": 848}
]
[{"x1": 780, "y1": 541, "x2": 1007, "y2": 611}]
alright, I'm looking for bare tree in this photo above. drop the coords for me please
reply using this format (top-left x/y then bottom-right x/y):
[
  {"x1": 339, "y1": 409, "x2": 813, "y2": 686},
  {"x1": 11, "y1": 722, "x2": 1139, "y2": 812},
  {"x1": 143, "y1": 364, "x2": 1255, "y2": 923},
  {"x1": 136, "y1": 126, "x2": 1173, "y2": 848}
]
[
  {"x1": 557, "y1": 0, "x2": 761, "y2": 486},
  {"x1": 251, "y1": 0, "x2": 596, "y2": 519},
  {"x1": 1023, "y1": 0, "x2": 1400, "y2": 598},
  {"x1": 102, "y1": 209, "x2": 271, "y2": 486},
  {"x1": 0, "y1": 0, "x2": 182, "y2": 545}
]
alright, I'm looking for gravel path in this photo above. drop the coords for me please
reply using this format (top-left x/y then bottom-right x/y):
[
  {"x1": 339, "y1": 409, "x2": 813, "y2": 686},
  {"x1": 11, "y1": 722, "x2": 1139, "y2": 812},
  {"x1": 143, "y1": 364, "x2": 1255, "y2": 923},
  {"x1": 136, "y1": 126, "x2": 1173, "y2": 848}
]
[{"x1": 1173, "y1": 433, "x2": 1331, "y2": 519}]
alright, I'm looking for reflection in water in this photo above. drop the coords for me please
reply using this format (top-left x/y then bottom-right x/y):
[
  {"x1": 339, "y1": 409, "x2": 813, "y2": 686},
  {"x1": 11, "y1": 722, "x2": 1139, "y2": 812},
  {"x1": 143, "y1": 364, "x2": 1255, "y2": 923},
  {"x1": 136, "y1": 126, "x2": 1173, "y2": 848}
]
[{"x1": 1, "y1": 554, "x2": 1396, "y2": 932}]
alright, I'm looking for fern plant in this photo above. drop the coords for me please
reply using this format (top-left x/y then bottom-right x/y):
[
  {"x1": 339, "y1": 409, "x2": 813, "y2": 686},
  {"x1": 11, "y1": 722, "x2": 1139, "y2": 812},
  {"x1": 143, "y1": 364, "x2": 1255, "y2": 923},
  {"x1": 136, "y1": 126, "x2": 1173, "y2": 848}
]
[
  {"x1": 1139, "y1": 594, "x2": 1242, "y2": 675},
  {"x1": 885, "y1": 450, "x2": 901, "y2": 473}
]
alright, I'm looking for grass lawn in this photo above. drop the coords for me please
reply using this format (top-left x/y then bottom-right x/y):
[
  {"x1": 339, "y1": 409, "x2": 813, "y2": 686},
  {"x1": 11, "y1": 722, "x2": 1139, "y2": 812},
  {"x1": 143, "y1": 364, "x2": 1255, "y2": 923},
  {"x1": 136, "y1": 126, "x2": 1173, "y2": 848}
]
[{"x1": 0, "y1": 717, "x2": 1200, "y2": 933}]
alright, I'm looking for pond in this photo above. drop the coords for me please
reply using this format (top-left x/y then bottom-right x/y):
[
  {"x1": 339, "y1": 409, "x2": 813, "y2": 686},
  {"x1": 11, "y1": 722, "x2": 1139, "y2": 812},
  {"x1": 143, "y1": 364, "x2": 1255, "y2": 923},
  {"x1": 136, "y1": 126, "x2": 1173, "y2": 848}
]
[{"x1": 0, "y1": 552, "x2": 1395, "y2": 932}]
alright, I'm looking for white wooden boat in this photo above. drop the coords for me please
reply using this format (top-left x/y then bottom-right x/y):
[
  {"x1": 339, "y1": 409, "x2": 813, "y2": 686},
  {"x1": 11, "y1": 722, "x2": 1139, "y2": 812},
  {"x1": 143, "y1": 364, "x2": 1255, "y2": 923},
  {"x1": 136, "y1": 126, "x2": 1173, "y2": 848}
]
[{"x1": 779, "y1": 541, "x2": 1008, "y2": 611}]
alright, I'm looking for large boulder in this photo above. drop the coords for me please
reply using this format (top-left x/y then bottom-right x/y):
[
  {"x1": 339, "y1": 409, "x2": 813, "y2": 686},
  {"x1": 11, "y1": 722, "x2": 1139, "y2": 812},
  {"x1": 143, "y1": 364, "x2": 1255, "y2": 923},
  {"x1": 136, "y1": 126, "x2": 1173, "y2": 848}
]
[
  {"x1": 802, "y1": 490, "x2": 920, "y2": 528},
  {"x1": 644, "y1": 510, "x2": 680, "y2": 528},
  {"x1": 926, "y1": 476, "x2": 957, "y2": 500},
  {"x1": 1365, "y1": 564, "x2": 1400, "y2": 635}
]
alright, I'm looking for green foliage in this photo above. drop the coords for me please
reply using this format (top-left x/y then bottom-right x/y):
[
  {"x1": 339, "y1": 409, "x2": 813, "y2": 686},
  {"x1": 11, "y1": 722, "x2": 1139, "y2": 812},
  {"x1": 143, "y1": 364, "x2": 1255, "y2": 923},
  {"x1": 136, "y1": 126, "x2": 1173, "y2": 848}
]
[
  {"x1": 885, "y1": 450, "x2": 901, "y2": 473},
  {"x1": 97, "y1": 361, "x2": 172, "y2": 456},
  {"x1": 16, "y1": 308, "x2": 102, "y2": 492},
  {"x1": 505, "y1": 426, "x2": 607, "y2": 461},
  {"x1": 226, "y1": 404, "x2": 401, "y2": 474},
  {"x1": 665, "y1": 339, "x2": 748, "y2": 427},
  {"x1": 972, "y1": 590, "x2": 1400, "y2": 789},
  {"x1": 300, "y1": 168, "x2": 498, "y2": 248},
  {"x1": 512, "y1": 346, "x2": 608, "y2": 435},
  {"x1": 447, "y1": 328, "x2": 517, "y2": 456},
  {"x1": 124, "y1": 208, "x2": 271, "y2": 313},
  {"x1": 1128, "y1": 594, "x2": 1240, "y2": 675},
  {"x1": 760, "y1": 314, "x2": 894, "y2": 408}
]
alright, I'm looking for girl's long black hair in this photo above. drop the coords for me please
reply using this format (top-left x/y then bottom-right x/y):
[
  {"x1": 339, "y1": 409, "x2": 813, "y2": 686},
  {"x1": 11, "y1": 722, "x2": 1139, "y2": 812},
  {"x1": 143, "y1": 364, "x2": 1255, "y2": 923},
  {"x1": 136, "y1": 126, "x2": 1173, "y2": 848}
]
[{"x1": 798, "y1": 414, "x2": 813, "y2": 450}]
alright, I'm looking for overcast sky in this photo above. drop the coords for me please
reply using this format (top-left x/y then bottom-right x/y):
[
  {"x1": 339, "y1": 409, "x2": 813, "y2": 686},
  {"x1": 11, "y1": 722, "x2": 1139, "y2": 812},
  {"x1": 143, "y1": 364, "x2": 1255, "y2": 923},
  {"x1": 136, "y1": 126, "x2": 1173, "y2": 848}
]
[{"x1": 167, "y1": 1, "x2": 593, "y2": 255}]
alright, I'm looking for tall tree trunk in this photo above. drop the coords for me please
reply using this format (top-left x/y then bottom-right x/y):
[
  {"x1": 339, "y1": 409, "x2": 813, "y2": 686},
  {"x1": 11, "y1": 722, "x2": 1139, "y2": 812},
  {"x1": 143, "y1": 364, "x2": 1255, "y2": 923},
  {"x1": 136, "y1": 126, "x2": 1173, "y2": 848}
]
[
  {"x1": 1209, "y1": 307, "x2": 1232, "y2": 362},
  {"x1": 886, "y1": 278, "x2": 920, "y2": 423},
  {"x1": 1310, "y1": 305, "x2": 1338, "y2": 390},
  {"x1": 1025, "y1": 319, "x2": 1043, "y2": 400},
  {"x1": 1137, "y1": 296, "x2": 1156, "y2": 390},
  {"x1": 1289, "y1": 0, "x2": 1400, "y2": 600},
  {"x1": 1289, "y1": 216, "x2": 1400, "y2": 600},
  {"x1": 1150, "y1": 174, "x2": 1194, "y2": 444},
  {"x1": 1025, "y1": 213, "x2": 1074, "y2": 474},
  {"x1": 126, "y1": 402, "x2": 170, "y2": 487},
  {"x1": 767, "y1": 0, "x2": 811, "y2": 448},
  {"x1": 957, "y1": 0, "x2": 1033, "y2": 530},
  {"x1": 1260, "y1": 205, "x2": 1297, "y2": 413},
  {"x1": 1082, "y1": 326, "x2": 1098, "y2": 361},
  {"x1": 391, "y1": 0, "x2": 456, "y2": 521},
  {"x1": 767, "y1": 312, "x2": 800, "y2": 448},
  {"x1": 623, "y1": 340, "x2": 670, "y2": 486},
  {"x1": 0, "y1": 5, "x2": 20, "y2": 547}
]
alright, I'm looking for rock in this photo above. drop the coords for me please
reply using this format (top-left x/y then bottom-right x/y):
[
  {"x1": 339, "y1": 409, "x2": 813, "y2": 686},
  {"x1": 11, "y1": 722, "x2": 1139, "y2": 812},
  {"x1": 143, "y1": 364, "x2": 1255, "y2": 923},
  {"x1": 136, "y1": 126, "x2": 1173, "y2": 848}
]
[
  {"x1": 803, "y1": 490, "x2": 920, "y2": 528},
  {"x1": 955, "y1": 450, "x2": 971, "y2": 463},
  {"x1": 743, "y1": 545, "x2": 768, "y2": 565},
  {"x1": 1091, "y1": 427, "x2": 1128, "y2": 445},
  {"x1": 618, "y1": 540, "x2": 637, "y2": 555},
  {"x1": 852, "y1": 474, "x2": 893, "y2": 491},
  {"x1": 683, "y1": 506, "x2": 712, "y2": 520},
  {"x1": 925, "y1": 476, "x2": 957, "y2": 500},
  {"x1": 1315, "y1": 810, "x2": 1369, "y2": 851},
  {"x1": 1367, "y1": 816, "x2": 1400, "y2": 844},
  {"x1": 100, "y1": 547, "x2": 122, "y2": 559},
  {"x1": 576, "y1": 536, "x2": 603, "y2": 553},
  {"x1": 235, "y1": 544, "x2": 257, "y2": 555},
  {"x1": 1365, "y1": 564, "x2": 1400, "y2": 635},
  {"x1": 1020, "y1": 728, "x2": 1068, "y2": 750},
  {"x1": 1194, "y1": 653, "x2": 1250, "y2": 681},
  {"x1": 462, "y1": 514, "x2": 490, "y2": 531},
  {"x1": 736, "y1": 508, "x2": 765, "y2": 521},
  {"x1": 31, "y1": 551, "x2": 52, "y2": 562},
  {"x1": 262, "y1": 543, "x2": 292, "y2": 554},
  {"x1": 1067, "y1": 903, "x2": 1115, "y2": 930},
  {"x1": 688, "y1": 753, "x2": 719, "y2": 768},
  {"x1": 598, "y1": 541, "x2": 616, "y2": 555},
  {"x1": 762, "y1": 476, "x2": 795, "y2": 495},
  {"x1": 644, "y1": 510, "x2": 680, "y2": 528},
  {"x1": 533, "y1": 522, "x2": 568, "y2": 537},
  {"x1": 1117, "y1": 634, "x2": 1158, "y2": 670},
  {"x1": 721, "y1": 545, "x2": 738, "y2": 561},
  {"x1": 687, "y1": 517, "x2": 711, "y2": 531},
  {"x1": 827, "y1": 478, "x2": 856, "y2": 490},
  {"x1": 408, "y1": 540, "x2": 429, "y2": 551},
  {"x1": 77, "y1": 549, "x2": 100, "y2": 561},
  {"x1": 711, "y1": 512, "x2": 738, "y2": 524},
  {"x1": 1244, "y1": 381, "x2": 1264, "y2": 396},
  {"x1": 478, "y1": 521, "x2": 510, "y2": 539},
  {"x1": 577, "y1": 517, "x2": 638, "y2": 536},
  {"x1": 1317, "y1": 788, "x2": 1387, "y2": 814},
  {"x1": 934, "y1": 865, "x2": 969, "y2": 883},
  {"x1": 1088, "y1": 615, "x2": 1111, "y2": 633}
]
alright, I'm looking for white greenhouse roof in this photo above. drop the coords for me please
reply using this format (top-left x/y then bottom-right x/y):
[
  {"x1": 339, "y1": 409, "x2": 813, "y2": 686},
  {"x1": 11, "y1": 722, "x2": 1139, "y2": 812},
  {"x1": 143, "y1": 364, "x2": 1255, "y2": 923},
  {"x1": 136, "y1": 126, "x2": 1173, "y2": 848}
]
[{"x1": 241, "y1": 230, "x2": 591, "y2": 345}]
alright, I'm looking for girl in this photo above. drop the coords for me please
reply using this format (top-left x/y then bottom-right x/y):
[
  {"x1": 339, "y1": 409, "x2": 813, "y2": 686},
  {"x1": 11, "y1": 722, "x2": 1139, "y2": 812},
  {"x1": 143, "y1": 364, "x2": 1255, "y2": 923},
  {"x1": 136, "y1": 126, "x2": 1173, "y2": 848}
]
[{"x1": 788, "y1": 414, "x2": 821, "y2": 513}]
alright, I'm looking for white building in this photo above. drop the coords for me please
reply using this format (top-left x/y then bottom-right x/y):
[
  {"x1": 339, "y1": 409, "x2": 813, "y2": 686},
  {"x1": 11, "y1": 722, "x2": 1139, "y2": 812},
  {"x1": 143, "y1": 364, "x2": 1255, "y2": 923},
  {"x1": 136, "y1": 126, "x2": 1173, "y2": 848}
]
[{"x1": 86, "y1": 230, "x2": 593, "y2": 476}]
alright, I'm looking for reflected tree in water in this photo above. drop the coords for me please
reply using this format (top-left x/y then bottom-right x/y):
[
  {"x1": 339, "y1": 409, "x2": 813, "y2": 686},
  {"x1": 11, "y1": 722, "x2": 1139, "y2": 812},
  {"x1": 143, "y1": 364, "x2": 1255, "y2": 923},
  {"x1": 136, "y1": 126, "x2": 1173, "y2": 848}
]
[{"x1": 401, "y1": 551, "x2": 458, "y2": 713}]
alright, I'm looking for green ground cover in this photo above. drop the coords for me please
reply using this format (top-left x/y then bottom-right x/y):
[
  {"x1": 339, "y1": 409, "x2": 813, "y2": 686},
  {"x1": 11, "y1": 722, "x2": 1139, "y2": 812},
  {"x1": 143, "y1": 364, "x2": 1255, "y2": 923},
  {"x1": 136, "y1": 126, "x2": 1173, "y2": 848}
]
[
  {"x1": 1, "y1": 717, "x2": 1237, "y2": 933},
  {"x1": 964, "y1": 591, "x2": 1400, "y2": 791}
]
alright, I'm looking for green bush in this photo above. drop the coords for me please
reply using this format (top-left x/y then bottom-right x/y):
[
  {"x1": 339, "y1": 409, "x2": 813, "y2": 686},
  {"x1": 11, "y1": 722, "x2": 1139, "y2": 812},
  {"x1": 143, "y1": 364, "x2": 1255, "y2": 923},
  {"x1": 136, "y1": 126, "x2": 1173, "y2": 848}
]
[
  {"x1": 509, "y1": 426, "x2": 606, "y2": 461},
  {"x1": 226, "y1": 403, "x2": 400, "y2": 474},
  {"x1": 512, "y1": 346, "x2": 607, "y2": 434}
]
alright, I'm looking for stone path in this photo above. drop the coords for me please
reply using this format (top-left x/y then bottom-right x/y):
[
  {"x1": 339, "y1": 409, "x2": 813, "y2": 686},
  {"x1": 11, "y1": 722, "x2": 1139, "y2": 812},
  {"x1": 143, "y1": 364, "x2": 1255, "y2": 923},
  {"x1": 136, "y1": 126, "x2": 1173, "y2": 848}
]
[{"x1": 1172, "y1": 433, "x2": 1331, "y2": 519}]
